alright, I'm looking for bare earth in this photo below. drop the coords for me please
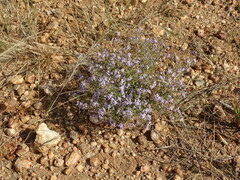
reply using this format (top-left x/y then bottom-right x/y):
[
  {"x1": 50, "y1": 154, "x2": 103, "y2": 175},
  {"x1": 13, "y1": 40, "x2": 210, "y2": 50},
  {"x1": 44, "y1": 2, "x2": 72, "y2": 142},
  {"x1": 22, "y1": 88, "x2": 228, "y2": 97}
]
[{"x1": 0, "y1": 0, "x2": 239, "y2": 180}]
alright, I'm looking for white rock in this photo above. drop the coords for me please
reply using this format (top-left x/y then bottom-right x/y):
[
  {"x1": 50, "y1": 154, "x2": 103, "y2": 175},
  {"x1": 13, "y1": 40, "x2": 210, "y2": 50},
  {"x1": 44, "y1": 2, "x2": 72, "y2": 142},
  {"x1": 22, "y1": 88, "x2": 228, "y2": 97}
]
[
  {"x1": 194, "y1": 79, "x2": 205, "y2": 87},
  {"x1": 34, "y1": 123, "x2": 61, "y2": 151}
]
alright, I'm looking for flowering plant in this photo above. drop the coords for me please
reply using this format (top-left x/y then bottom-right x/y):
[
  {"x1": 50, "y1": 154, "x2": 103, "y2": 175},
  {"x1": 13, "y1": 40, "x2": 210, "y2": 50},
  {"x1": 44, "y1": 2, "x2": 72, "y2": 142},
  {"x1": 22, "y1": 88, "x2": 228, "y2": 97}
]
[{"x1": 74, "y1": 30, "x2": 196, "y2": 129}]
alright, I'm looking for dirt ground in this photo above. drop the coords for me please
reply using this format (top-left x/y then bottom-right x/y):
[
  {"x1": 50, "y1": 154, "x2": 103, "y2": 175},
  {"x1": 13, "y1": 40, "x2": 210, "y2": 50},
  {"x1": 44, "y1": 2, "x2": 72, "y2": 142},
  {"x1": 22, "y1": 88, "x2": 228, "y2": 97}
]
[{"x1": 0, "y1": 0, "x2": 239, "y2": 180}]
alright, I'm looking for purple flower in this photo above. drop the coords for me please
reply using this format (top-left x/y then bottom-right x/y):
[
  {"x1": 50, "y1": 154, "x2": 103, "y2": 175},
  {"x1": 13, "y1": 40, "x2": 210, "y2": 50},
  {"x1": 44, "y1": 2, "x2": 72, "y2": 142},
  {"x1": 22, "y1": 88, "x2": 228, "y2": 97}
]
[
  {"x1": 153, "y1": 94, "x2": 161, "y2": 102},
  {"x1": 77, "y1": 101, "x2": 88, "y2": 110},
  {"x1": 134, "y1": 98, "x2": 141, "y2": 107},
  {"x1": 79, "y1": 81, "x2": 87, "y2": 92},
  {"x1": 110, "y1": 97, "x2": 118, "y2": 106},
  {"x1": 98, "y1": 108, "x2": 106, "y2": 117},
  {"x1": 92, "y1": 92, "x2": 101, "y2": 102},
  {"x1": 143, "y1": 106, "x2": 152, "y2": 114},
  {"x1": 122, "y1": 108, "x2": 133, "y2": 118},
  {"x1": 98, "y1": 76, "x2": 109, "y2": 87},
  {"x1": 117, "y1": 123, "x2": 124, "y2": 129},
  {"x1": 150, "y1": 81, "x2": 156, "y2": 89}
]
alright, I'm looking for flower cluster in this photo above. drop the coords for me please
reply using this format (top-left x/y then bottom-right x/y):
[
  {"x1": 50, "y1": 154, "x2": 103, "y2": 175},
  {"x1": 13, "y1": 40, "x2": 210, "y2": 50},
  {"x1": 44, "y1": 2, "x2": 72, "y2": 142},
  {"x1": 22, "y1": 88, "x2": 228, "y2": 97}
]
[{"x1": 74, "y1": 30, "x2": 196, "y2": 129}]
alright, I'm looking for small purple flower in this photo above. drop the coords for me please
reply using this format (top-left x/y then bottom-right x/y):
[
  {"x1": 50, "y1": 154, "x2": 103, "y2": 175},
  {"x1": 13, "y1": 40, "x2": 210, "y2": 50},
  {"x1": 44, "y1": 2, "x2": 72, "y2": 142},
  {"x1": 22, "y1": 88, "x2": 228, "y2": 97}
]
[
  {"x1": 134, "y1": 98, "x2": 141, "y2": 107},
  {"x1": 79, "y1": 81, "x2": 87, "y2": 92},
  {"x1": 143, "y1": 106, "x2": 152, "y2": 114},
  {"x1": 98, "y1": 107, "x2": 106, "y2": 117},
  {"x1": 92, "y1": 92, "x2": 101, "y2": 102},
  {"x1": 119, "y1": 85, "x2": 125, "y2": 93},
  {"x1": 153, "y1": 94, "x2": 161, "y2": 102},
  {"x1": 150, "y1": 81, "x2": 157, "y2": 89},
  {"x1": 135, "y1": 69, "x2": 141, "y2": 74},
  {"x1": 117, "y1": 123, "x2": 124, "y2": 129},
  {"x1": 122, "y1": 108, "x2": 133, "y2": 118},
  {"x1": 77, "y1": 101, "x2": 88, "y2": 110},
  {"x1": 180, "y1": 90, "x2": 186, "y2": 97},
  {"x1": 111, "y1": 97, "x2": 118, "y2": 106}
]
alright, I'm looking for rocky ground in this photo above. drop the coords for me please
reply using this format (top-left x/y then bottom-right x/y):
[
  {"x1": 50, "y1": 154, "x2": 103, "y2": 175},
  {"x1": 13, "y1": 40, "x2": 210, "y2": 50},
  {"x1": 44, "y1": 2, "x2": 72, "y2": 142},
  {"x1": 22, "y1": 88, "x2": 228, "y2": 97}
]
[{"x1": 0, "y1": 0, "x2": 239, "y2": 180}]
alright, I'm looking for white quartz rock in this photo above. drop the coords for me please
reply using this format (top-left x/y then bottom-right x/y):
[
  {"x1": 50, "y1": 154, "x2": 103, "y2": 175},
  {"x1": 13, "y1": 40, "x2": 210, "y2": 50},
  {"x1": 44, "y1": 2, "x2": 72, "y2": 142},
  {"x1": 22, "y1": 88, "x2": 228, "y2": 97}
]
[{"x1": 35, "y1": 123, "x2": 61, "y2": 151}]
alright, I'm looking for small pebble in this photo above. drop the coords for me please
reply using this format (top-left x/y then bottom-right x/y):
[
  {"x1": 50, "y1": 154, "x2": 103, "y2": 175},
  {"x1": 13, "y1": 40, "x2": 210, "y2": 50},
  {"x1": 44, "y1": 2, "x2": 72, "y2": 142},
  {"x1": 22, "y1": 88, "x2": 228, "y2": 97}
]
[
  {"x1": 213, "y1": 105, "x2": 226, "y2": 118},
  {"x1": 116, "y1": 129, "x2": 124, "y2": 136},
  {"x1": 39, "y1": 156, "x2": 48, "y2": 166},
  {"x1": 63, "y1": 168, "x2": 72, "y2": 175},
  {"x1": 196, "y1": 29, "x2": 204, "y2": 37},
  {"x1": 5, "y1": 128, "x2": 16, "y2": 136},
  {"x1": 14, "y1": 158, "x2": 32, "y2": 172},
  {"x1": 15, "y1": 144, "x2": 29, "y2": 157},
  {"x1": 141, "y1": 164, "x2": 150, "y2": 172},
  {"x1": 54, "y1": 159, "x2": 64, "y2": 167},
  {"x1": 9, "y1": 75, "x2": 24, "y2": 85},
  {"x1": 76, "y1": 164, "x2": 84, "y2": 172},
  {"x1": 89, "y1": 156, "x2": 100, "y2": 167},
  {"x1": 65, "y1": 150, "x2": 81, "y2": 166},
  {"x1": 150, "y1": 130, "x2": 160, "y2": 143},
  {"x1": 25, "y1": 73, "x2": 35, "y2": 84}
]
